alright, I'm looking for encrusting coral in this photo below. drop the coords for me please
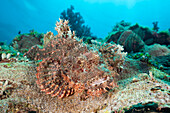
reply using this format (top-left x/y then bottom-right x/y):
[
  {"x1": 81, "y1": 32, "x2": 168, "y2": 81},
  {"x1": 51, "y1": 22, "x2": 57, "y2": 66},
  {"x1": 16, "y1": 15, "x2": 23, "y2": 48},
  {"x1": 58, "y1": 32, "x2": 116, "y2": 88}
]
[{"x1": 24, "y1": 18, "x2": 127, "y2": 100}]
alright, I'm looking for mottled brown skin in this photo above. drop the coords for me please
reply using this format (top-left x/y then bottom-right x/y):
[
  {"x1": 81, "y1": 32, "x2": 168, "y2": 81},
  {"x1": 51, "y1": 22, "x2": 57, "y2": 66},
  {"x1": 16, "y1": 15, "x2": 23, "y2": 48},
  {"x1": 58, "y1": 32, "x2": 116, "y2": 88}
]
[{"x1": 24, "y1": 19, "x2": 125, "y2": 99}]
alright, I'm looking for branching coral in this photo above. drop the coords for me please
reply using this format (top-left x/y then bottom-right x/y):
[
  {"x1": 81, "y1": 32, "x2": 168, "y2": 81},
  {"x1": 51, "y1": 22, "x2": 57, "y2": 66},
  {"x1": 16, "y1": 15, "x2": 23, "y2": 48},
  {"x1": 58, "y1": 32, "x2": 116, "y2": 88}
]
[
  {"x1": 24, "y1": 19, "x2": 126, "y2": 100},
  {"x1": 60, "y1": 5, "x2": 92, "y2": 38}
]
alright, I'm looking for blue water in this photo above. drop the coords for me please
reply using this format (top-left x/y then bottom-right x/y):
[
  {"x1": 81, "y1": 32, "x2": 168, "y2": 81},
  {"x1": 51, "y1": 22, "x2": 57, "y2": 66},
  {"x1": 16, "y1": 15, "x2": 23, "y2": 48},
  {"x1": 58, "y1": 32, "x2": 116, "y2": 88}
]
[{"x1": 0, "y1": 0, "x2": 170, "y2": 43}]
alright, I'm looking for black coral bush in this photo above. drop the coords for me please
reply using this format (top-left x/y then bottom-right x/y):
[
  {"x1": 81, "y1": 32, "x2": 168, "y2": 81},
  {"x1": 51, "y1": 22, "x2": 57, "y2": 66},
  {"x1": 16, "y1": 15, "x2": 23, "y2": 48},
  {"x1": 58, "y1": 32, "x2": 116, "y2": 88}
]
[{"x1": 60, "y1": 5, "x2": 92, "y2": 38}]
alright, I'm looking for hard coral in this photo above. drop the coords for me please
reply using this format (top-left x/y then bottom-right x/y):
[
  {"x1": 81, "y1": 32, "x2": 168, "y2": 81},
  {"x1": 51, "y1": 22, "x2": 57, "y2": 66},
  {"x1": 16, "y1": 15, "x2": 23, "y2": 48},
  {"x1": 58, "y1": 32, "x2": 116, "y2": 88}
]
[
  {"x1": 11, "y1": 30, "x2": 43, "y2": 53},
  {"x1": 118, "y1": 30, "x2": 145, "y2": 52},
  {"x1": 25, "y1": 19, "x2": 126, "y2": 99}
]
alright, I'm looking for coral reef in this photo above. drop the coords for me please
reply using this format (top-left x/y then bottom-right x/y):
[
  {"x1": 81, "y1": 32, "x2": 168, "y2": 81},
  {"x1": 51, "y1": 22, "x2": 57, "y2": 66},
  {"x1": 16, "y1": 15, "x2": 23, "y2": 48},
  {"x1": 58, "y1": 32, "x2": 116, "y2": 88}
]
[
  {"x1": 105, "y1": 21, "x2": 170, "y2": 75},
  {"x1": 144, "y1": 44, "x2": 170, "y2": 58},
  {"x1": 0, "y1": 80, "x2": 17, "y2": 98},
  {"x1": 82, "y1": 36, "x2": 98, "y2": 44},
  {"x1": 0, "y1": 43, "x2": 18, "y2": 57},
  {"x1": 24, "y1": 19, "x2": 126, "y2": 100},
  {"x1": 0, "y1": 61, "x2": 37, "y2": 112},
  {"x1": 112, "y1": 20, "x2": 131, "y2": 32},
  {"x1": 0, "y1": 42, "x2": 30, "y2": 65},
  {"x1": 11, "y1": 29, "x2": 44, "y2": 53},
  {"x1": 118, "y1": 30, "x2": 145, "y2": 52},
  {"x1": 106, "y1": 22, "x2": 170, "y2": 50},
  {"x1": 155, "y1": 55, "x2": 170, "y2": 75},
  {"x1": 1, "y1": 18, "x2": 170, "y2": 113},
  {"x1": 105, "y1": 20, "x2": 131, "y2": 43},
  {"x1": 154, "y1": 31, "x2": 170, "y2": 45},
  {"x1": 150, "y1": 67, "x2": 170, "y2": 84},
  {"x1": 118, "y1": 57, "x2": 150, "y2": 80},
  {"x1": 1, "y1": 60, "x2": 169, "y2": 113},
  {"x1": 127, "y1": 52, "x2": 152, "y2": 63},
  {"x1": 144, "y1": 44, "x2": 170, "y2": 74}
]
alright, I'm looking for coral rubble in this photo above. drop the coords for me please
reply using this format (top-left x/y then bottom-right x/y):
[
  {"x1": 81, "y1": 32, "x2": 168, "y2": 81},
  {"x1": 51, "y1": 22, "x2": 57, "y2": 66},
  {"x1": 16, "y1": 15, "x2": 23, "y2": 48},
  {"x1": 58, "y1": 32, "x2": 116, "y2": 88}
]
[
  {"x1": 0, "y1": 60, "x2": 169, "y2": 113},
  {"x1": 100, "y1": 72, "x2": 170, "y2": 112},
  {"x1": 0, "y1": 61, "x2": 37, "y2": 112}
]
